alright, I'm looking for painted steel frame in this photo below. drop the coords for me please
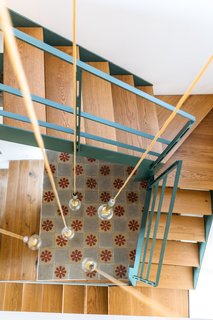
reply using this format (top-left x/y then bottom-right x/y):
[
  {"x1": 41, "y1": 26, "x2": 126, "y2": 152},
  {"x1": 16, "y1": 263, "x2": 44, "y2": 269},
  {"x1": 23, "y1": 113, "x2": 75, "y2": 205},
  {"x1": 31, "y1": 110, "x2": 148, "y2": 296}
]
[{"x1": 128, "y1": 160, "x2": 182, "y2": 286}]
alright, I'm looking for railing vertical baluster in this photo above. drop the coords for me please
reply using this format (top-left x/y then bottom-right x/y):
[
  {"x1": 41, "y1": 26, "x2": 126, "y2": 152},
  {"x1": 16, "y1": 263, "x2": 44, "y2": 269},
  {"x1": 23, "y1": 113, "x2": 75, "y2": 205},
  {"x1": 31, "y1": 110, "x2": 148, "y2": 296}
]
[
  {"x1": 76, "y1": 67, "x2": 82, "y2": 151},
  {"x1": 140, "y1": 183, "x2": 159, "y2": 277},
  {"x1": 145, "y1": 175, "x2": 167, "y2": 280},
  {"x1": 155, "y1": 161, "x2": 182, "y2": 285},
  {"x1": 130, "y1": 188, "x2": 152, "y2": 280}
]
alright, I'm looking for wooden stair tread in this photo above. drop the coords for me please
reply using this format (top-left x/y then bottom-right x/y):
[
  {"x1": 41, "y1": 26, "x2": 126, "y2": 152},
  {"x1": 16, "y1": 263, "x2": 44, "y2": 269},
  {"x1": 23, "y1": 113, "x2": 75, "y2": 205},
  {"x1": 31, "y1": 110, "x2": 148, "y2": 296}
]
[
  {"x1": 136, "y1": 86, "x2": 163, "y2": 157},
  {"x1": 81, "y1": 61, "x2": 117, "y2": 151},
  {"x1": 158, "y1": 109, "x2": 213, "y2": 190},
  {"x1": 63, "y1": 285, "x2": 85, "y2": 313},
  {"x1": 155, "y1": 188, "x2": 212, "y2": 215},
  {"x1": 156, "y1": 94, "x2": 213, "y2": 163},
  {"x1": 3, "y1": 27, "x2": 46, "y2": 133},
  {"x1": 112, "y1": 75, "x2": 151, "y2": 157},
  {"x1": 45, "y1": 46, "x2": 85, "y2": 142},
  {"x1": 141, "y1": 239, "x2": 199, "y2": 267},
  {"x1": 149, "y1": 213, "x2": 205, "y2": 242},
  {"x1": 86, "y1": 286, "x2": 108, "y2": 314},
  {"x1": 137, "y1": 264, "x2": 193, "y2": 289}
]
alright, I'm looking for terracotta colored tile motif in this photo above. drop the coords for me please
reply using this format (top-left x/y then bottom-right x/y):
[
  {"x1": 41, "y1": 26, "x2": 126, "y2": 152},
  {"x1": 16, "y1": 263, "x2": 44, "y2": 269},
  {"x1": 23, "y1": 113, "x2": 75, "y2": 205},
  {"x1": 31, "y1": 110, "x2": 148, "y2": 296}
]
[{"x1": 38, "y1": 151, "x2": 147, "y2": 281}]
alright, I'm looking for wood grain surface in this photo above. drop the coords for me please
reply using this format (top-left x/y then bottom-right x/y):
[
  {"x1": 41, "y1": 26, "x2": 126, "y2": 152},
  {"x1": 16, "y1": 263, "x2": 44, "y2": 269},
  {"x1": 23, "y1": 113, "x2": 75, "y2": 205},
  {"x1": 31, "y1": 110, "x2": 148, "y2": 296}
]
[{"x1": 3, "y1": 27, "x2": 46, "y2": 133}]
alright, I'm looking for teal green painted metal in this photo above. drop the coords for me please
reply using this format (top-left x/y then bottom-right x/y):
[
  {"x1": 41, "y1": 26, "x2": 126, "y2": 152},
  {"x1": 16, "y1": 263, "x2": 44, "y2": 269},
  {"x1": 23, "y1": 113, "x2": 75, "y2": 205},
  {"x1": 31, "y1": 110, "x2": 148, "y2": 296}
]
[
  {"x1": 155, "y1": 161, "x2": 182, "y2": 285},
  {"x1": 0, "y1": 124, "x2": 154, "y2": 173},
  {"x1": 0, "y1": 83, "x2": 170, "y2": 146},
  {"x1": 0, "y1": 124, "x2": 74, "y2": 153},
  {"x1": 193, "y1": 191, "x2": 213, "y2": 288},
  {"x1": 128, "y1": 160, "x2": 182, "y2": 287},
  {"x1": 128, "y1": 187, "x2": 153, "y2": 286},
  {"x1": 145, "y1": 175, "x2": 167, "y2": 279},
  {"x1": 151, "y1": 120, "x2": 194, "y2": 170},
  {"x1": 1, "y1": 123, "x2": 153, "y2": 172},
  {"x1": 0, "y1": 110, "x2": 160, "y2": 157},
  {"x1": 140, "y1": 183, "x2": 159, "y2": 277},
  {"x1": 12, "y1": 28, "x2": 195, "y2": 122},
  {"x1": 8, "y1": 9, "x2": 151, "y2": 86}
]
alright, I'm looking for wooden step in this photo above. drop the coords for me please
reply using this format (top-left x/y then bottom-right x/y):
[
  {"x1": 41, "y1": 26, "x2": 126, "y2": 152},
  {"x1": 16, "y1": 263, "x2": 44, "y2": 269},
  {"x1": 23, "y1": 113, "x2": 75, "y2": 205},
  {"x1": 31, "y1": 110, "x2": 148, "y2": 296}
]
[
  {"x1": 86, "y1": 286, "x2": 108, "y2": 314},
  {"x1": 141, "y1": 239, "x2": 199, "y2": 267},
  {"x1": 137, "y1": 264, "x2": 193, "y2": 289},
  {"x1": 0, "y1": 283, "x2": 23, "y2": 311},
  {"x1": 112, "y1": 75, "x2": 157, "y2": 157},
  {"x1": 156, "y1": 94, "x2": 213, "y2": 162},
  {"x1": 155, "y1": 188, "x2": 212, "y2": 215},
  {"x1": 21, "y1": 284, "x2": 62, "y2": 312},
  {"x1": 158, "y1": 109, "x2": 213, "y2": 190},
  {"x1": 45, "y1": 46, "x2": 85, "y2": 142},
  {"x1": 108, "y1": 286, "x2": 189, "y2": 316},
  {"x1": 63, "y1": 285, "x2": 85, "y2": 313},
  {"x1": 136, "y1": 86, "x2": 163, "y2": 157},
  {"x1": 81, "y1": 62, "x2": 117, "y2": 151},
  {"x1": 3, "y1": 27, "x2": 46, "y2": 133},
  {"x1": 0, "y1": 169, "x2": 8, "y2": 221},
  {"x1": 0, "y1": 160, "x2": 44, "y2": 281},
  {"x1": 149, "y1": 213, "x2": 205, "y2": 242}
]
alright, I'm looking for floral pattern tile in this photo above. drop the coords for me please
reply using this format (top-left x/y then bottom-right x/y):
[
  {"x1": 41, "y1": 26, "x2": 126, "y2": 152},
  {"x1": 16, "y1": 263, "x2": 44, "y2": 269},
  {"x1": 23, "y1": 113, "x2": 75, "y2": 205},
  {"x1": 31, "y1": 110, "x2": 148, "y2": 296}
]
[{"x1": 38, "y1": 150, "x2": 147, "y2": 281}]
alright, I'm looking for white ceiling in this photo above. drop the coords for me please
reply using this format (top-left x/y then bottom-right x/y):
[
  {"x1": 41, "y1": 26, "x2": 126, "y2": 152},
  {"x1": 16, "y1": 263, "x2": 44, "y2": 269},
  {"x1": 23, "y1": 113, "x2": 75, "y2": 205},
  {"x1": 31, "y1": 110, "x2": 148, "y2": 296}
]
[{"x1": 5, "y1": 0, "x2": 213, "y2": 94}]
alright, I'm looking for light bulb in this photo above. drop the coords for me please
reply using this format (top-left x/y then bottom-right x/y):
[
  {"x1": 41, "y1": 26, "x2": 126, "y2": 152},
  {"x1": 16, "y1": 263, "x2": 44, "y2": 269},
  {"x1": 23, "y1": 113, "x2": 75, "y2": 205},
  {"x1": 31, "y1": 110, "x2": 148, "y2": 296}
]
[
  {"x1": 82, "y1": 257, "x2": 97, "y2": 273},
  {"x1": 23, "y1": 234, "x2": 42, "y2": 251},
  {"x1": 69, "y1": 193, "x2": 81, "y2": 211},
  {"x1": 98, "y1": 198, "x2": 115, "y2": 220},
  {"x1": 61, "y1": 226, "x2": 75, "y2": 240}
]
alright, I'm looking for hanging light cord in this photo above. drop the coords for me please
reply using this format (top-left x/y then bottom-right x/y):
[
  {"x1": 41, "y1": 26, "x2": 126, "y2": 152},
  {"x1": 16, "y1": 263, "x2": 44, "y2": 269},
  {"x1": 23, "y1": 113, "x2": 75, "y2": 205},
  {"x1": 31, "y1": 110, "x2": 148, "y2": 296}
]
[
  {"x1": 72, "y1": 0, "x2": 77, "y2": 195},
  {"x1": 113, "y1": 55, "x2": 213, "y2": 201},
  {"x1": 0, "y1": 4, "x2": 67, "y2": 228},
  {"x1": 0, "y1": 228, "x2": 24, "y2": 240}
]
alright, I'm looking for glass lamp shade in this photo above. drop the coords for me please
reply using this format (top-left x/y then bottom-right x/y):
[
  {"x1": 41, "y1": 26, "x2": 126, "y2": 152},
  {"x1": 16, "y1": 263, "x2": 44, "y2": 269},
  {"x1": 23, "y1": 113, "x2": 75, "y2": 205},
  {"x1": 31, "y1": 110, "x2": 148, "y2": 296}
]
[
  {"x1": 61, "y1": 226, "x2": 75, "y2": 240},
  {"x1": 82, "y1": 257, "x2": 97, "y2": 273},
  {"x1": 23, "y1": 234, "x2": 42, "y2": 251},
  {"x1": 69, "y1": 194, "x2": 81, "y2": 211},
  {"x1": 98, "y1": 198, "x2": 115, "y2": 220}
]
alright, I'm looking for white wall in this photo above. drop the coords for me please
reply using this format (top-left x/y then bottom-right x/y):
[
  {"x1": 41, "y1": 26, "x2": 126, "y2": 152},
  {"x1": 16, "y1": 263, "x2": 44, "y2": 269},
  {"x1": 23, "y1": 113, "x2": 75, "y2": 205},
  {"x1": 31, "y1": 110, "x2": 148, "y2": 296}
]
[
  {"x1": 4, "y1": 0, "x2": 213, "y2": 95},
  {"x1": 0, "y1": 140, "x2": 43, "y2": 168},
  {"x1": 0, "y1": 312, "x2": 205, "y2": 320}
]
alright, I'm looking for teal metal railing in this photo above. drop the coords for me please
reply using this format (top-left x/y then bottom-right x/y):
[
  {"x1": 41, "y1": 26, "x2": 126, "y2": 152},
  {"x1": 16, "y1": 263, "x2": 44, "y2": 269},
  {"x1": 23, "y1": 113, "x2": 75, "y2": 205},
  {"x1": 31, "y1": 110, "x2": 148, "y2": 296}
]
[
  {"x1": 0, "y1": 26, "x2": 195, "y2": 287},
  {"x1": 128, "y1": 161, "x2": 182, "y2": 286},
  {"x1": 0, "y1": 28, "x2": 195, "y2": 175}
]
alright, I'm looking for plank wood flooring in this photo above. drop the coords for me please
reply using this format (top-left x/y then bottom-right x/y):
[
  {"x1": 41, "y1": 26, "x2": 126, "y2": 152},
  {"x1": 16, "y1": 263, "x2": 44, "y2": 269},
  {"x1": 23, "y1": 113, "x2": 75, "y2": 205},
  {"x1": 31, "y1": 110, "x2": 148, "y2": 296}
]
[{"x1": 0, "y1": 160, "x2": 44, "y2": 280}]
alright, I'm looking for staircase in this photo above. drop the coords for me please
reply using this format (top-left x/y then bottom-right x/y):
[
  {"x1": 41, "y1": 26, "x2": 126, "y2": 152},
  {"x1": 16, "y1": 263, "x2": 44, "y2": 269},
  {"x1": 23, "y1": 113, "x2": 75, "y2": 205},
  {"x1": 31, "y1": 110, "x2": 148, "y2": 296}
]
[{"x1": 0, "y1": 9, "x2": 213, "y2": 318}]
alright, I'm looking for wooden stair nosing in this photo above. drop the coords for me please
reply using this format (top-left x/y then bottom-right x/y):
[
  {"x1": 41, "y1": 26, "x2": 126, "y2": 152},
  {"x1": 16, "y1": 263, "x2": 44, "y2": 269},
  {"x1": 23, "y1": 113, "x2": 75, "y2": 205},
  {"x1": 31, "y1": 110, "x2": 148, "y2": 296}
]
[
  {"x1": 148, "y1": 213, "x2": 205, "y2": 242},
  {"x1": 139, "y1": 239, "x2": 199, "y2": 267},
  {"x1": 137, "y1": 264, "x2": 193, "y2": 289},
  {"x1": 156, "y1": 187, "x2": 212, "y2": 215}
]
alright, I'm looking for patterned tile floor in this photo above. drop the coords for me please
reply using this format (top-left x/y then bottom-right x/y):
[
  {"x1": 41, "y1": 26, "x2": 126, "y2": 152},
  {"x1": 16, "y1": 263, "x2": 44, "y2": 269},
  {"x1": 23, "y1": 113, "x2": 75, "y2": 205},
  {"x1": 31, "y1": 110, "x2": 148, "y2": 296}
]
[{"x1": 37, "y1": 151, "x2": 147, "y2": 281}]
